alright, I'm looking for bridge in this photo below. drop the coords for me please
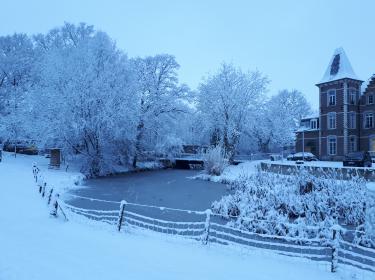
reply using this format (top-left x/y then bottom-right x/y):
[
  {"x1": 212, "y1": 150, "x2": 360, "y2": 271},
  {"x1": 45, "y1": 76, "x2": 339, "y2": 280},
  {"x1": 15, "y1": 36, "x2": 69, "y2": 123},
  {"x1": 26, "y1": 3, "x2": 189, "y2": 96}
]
[{"x1": 158, "y1": 153, "x2": 246, "y2": 169}]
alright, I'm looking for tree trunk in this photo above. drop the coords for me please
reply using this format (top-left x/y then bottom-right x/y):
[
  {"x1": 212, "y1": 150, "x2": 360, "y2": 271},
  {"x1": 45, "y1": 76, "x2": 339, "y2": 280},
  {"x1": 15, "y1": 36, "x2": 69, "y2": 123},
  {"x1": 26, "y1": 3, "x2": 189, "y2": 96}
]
[{"x1": 133, "y1": 120, "x2": 144, "y2": 168}]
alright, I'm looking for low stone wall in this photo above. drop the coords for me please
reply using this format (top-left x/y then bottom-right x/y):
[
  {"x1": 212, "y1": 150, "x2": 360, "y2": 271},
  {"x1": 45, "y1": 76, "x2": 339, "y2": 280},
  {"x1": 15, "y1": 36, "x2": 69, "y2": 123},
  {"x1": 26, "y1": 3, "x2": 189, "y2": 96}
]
[{"x1": 260, "y1": 162, "x2": 375, "y2": 181}]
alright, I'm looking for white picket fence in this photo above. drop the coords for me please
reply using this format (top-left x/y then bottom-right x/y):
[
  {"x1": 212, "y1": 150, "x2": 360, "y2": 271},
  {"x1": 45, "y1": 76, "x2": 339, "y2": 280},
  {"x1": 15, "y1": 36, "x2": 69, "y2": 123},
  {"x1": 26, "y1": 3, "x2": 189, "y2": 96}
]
[{"x1": 32, "y1": 164, "x2": 375, "y2": 274}]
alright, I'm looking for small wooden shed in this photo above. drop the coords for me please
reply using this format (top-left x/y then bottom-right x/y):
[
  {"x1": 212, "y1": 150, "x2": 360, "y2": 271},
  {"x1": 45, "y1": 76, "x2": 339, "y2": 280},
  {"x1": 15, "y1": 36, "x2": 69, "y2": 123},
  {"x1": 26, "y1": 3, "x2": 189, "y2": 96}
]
[{"x1": 49, "y1": 148, "x2": 61, "y2": 169}]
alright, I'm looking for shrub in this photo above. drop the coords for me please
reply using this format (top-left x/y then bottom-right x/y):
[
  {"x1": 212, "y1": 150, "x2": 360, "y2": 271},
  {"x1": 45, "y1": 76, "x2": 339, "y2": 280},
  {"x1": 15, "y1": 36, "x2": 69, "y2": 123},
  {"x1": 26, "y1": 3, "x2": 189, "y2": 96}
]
[
  {"x1": 212, "y1": 168, "x2": 373, "y2": 244},
  {"x1": 203, "y1": 145, "x2": 228, "y2": 176}
]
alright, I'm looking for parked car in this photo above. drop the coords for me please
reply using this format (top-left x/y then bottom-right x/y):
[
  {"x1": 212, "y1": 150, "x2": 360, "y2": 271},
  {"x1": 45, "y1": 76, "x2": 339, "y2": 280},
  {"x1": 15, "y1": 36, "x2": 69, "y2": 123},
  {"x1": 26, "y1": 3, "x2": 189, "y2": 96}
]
[
  {"x1": 3, "y1": 140, "x2": 38, "y2": 155},
  {"x1": 343, "y1": 151, "x2": 372, "y2": 167},
  {"x1": 270, "y1": 154, "x2": 282, "y2": 161},
  {"x1": 287, "y1": 152, "x2": 318, "y2": 161},
  {"x1": 369, "y1": 151, "x2": 375, "y2": 163}
]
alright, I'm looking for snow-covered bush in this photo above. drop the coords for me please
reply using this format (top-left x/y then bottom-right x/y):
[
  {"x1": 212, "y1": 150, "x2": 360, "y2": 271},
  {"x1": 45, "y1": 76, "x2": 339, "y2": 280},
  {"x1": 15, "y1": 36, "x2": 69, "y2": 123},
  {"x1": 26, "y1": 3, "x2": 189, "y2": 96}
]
[
  {"x1": 71, "y1": 174, "x2": 86, "y2": 186},
  {"x1": 203, "y1": 145, "x2": 228, "y2": 176},
  {"x1": 354, "y1": 194, "x2": 375, "y2": 248},
  {"x1": 212, "y1": 169, "x2": 373, "y2": 245}
]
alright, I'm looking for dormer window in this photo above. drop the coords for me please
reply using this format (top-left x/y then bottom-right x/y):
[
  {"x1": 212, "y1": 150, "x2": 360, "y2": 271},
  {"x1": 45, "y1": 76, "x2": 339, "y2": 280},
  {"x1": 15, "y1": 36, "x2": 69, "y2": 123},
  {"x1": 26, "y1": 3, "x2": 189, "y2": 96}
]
[
  {"x1": 330, "y1": 54, "x2": 340, "y2": 75},
  {"x1": 328, "y1": 90, "x2": 336, "y2": 106}
]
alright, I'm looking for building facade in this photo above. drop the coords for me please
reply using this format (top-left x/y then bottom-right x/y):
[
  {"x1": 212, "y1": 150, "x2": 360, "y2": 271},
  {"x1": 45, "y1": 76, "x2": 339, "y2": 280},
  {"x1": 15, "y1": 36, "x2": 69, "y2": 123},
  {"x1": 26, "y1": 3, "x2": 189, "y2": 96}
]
[{"x1": 296, "y1": 48, "x2": 375, "y2": 160}]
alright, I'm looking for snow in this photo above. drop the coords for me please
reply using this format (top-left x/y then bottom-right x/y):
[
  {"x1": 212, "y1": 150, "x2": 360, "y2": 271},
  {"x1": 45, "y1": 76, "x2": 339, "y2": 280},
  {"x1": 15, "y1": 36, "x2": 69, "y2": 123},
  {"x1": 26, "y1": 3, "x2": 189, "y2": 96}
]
[
  {"x1": 319, "y1": 48, "x2": 360, "y2": 84},
  {"x1": 2, "y1": 154, "x2": 373, "y2": 279},
  {"x1": 192, "y1": 160, "x2": 262, "y2": 184},
  {"x1": 361, "y1": 74, "x2": 375, "y2": 94}
]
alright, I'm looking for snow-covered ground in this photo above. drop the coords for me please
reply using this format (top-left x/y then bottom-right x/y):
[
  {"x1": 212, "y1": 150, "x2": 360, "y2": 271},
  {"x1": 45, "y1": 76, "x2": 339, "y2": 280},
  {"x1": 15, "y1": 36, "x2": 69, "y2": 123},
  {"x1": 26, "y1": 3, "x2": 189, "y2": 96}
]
[
  {"x1": 0, "y1": 153, "x2": 373, "y2": 279},
  {"x1": 192, "y1": 160, "x2": 262, "y2": 184}
]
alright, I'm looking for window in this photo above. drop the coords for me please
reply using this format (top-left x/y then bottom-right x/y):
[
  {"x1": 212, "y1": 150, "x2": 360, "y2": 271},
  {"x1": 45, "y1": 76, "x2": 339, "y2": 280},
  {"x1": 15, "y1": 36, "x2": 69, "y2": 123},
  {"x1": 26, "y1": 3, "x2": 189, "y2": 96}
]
[
  {"x1": 349, "y1": 89, "x2": 357, "y2": 105},
  {"x1": 328, "y1": 90, "x2": 336, "y2": 106},
  {"x1": 368, "y1": 94, "x2": 374, "y2": 105},
  {"x1": 327, "y1": 112, "x2": 336, "y2": 129},
  {"x1": 348, "y1": 112, "x2": 356, "y2": 129},
  {"x1": 328, "y1": 137, "x2": 337, "y2": 155},
  {"x1": 349, "y1": 136, "x2": 357, "y2": 153},
  {"x1": 310, "y1": 119, "x2": 317, "y2": 130},
  {"x1": 364, "y1": 112, "x2": 374, "y2": 129}
]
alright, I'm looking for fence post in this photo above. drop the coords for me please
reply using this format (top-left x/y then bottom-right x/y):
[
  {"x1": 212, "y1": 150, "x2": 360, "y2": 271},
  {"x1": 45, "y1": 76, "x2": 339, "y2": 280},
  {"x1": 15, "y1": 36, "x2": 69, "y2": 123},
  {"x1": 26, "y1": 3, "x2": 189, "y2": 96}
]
[
  {"x1": 42, "y1": 182, "x2": 46, "y2": 197},
  {"x1": 51, "y1": 194, "x2": 60, "y2": 217},
  {"x1": 117, "y1": 200, "x2": 126, "y2": 232},
  {"x1": 47, "y1": 188, "x2": 54, "y2": 205},
  {"x1": 330, "y1": 226, "x2": 340, "y2": 273},
  {"x1": 32, "y1": 164, "x2": 37, "y2": 182},
  {"x1": 202, "y1": 209, "x2": 211, "y2": 245}
]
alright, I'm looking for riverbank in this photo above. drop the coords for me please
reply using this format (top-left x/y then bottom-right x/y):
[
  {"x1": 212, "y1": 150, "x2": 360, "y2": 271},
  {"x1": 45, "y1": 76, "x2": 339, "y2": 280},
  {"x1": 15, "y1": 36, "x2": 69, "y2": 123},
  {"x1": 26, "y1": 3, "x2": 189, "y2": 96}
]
[
  {"x1": 191, "y1": 160, "x2": 262, "y2": 184},
  {"x1": 2, "y1": 152, "x2": 363, "y2": 280}
]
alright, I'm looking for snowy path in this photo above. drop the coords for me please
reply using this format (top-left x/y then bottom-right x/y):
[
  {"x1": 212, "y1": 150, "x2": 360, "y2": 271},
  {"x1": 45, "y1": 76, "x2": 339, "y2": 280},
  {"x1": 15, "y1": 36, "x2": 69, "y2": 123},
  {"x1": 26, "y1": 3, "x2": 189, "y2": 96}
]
[{"x1": 0, "y1": 154, "x2": 371, "y2": 280}]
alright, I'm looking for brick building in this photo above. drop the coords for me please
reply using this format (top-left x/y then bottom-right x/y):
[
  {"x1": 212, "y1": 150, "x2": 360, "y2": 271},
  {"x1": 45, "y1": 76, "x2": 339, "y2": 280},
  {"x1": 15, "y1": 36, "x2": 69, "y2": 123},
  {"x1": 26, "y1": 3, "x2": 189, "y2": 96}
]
[{"x1": 296, "y1": 48, "x2": 375, "y2": 160}]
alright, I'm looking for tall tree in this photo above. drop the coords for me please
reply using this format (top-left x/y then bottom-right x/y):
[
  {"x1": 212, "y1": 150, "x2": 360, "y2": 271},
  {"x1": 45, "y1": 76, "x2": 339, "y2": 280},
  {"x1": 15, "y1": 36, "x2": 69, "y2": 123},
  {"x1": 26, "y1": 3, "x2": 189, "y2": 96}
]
[
  {"x1": 268, "y1": 89, "x2": 312, "y2": 148},
  {"x1": 198, "y1": 63, "x2": 268, "y2": 161},
  {"x1": 131, "y1": 54, "x2": 188, "y2": 167},
  {"x1": 33, "y1": 25, "x2": 135, "y2": 176},
  {"x1": 0, "y1": 33, "x2": 36, "y2": 142}
]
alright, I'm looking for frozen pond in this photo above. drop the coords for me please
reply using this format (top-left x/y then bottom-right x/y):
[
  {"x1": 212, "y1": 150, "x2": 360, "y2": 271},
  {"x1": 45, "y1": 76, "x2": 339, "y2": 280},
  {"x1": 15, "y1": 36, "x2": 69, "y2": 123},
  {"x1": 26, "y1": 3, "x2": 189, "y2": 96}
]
[{"x1": 66, "y1": 169, "x2": 229, "y2": 221}]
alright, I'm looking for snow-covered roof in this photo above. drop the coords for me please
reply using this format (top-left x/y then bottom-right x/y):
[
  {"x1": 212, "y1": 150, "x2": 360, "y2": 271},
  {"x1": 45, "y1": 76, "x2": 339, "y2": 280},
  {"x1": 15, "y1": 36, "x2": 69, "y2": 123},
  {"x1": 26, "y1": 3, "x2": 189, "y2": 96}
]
[
  {"x1": 361, "y1": 74, "x2": 375, "y2": 94},
  {"x1": 318, "y1": 48, "x2": 361, "y2": 84},
  {"x1": 301, "y1": 115, "x2": 318, "y2": 120},
  {"x1": 295, "y1": 126, "x2": 318, "y2": 133}
]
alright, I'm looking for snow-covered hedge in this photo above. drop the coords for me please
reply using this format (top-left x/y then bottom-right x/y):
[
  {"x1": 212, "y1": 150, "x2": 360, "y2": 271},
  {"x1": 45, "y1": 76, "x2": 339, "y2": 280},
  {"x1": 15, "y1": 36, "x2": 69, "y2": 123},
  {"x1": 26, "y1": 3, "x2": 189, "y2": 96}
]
[
  {"x1": 212, "y1": 169, "x2": 374, "y2": 246},
  {"x1": 203, "y1": 146, "x2": 228, "y2": 176}
]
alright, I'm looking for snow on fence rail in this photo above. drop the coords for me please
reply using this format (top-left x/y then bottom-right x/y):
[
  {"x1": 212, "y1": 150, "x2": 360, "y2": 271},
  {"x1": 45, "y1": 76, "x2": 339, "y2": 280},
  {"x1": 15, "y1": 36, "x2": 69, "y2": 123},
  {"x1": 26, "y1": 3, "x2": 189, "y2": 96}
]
[{"x1": 32, "y1": 164, "x2": 375, "y2": 274}]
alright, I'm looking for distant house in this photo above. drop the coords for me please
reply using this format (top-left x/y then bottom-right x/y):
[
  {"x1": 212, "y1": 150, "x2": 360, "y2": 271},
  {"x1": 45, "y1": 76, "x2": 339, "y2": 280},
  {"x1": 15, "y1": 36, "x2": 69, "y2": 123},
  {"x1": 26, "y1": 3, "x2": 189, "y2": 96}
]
[{"x1": 296, "y1": 48, "x2": 375, "y2": 160}]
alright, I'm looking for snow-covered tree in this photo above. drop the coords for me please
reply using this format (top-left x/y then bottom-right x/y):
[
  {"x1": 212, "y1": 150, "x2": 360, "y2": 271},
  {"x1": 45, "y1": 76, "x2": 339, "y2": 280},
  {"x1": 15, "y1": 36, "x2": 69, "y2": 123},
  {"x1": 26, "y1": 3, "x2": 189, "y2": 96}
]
[
  {"x1": 30, "y1": 24, "x2": 136, "y2": 176},
  {"x1": 268, "y1": 89, "x2": 311, "y2": 147},
  {"x1": 131, "y1": 54, "x2": 189, "y2": 167},
  {"x1": 244, "y1": 89, "x2": 311, "y2": 152},
  {"x1": 197, "y1": 63, "x2": 268, "y2": 161},
  {"x1": 0, "y1": 33, "x2": 36, "y2": 141}
]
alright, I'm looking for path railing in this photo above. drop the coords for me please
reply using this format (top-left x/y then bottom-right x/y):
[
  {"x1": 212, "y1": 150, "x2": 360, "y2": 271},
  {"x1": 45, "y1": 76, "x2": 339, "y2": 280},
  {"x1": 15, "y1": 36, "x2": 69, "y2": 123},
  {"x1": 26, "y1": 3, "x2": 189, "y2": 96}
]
[
  {"x1": 32, "y1": 163, "x2": 67, "y2": 220},
  {"x1": 31, "y1": 164, "x2": 375, "y2": 275}
]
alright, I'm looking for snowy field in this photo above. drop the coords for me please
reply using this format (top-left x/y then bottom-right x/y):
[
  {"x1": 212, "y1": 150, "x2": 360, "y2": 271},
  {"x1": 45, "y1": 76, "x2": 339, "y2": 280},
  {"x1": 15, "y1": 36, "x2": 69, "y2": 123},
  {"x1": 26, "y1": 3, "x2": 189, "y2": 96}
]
[{"x1": 1, "y1": 153, "x2": 373, "y2": 280}]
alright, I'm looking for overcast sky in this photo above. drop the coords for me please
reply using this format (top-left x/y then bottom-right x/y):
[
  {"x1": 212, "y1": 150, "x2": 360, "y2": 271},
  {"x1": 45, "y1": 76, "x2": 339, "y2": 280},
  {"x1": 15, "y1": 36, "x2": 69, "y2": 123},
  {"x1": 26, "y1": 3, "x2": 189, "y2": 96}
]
[{"x1": 1, "y1": 0, "x2": 374, "y2": 109}]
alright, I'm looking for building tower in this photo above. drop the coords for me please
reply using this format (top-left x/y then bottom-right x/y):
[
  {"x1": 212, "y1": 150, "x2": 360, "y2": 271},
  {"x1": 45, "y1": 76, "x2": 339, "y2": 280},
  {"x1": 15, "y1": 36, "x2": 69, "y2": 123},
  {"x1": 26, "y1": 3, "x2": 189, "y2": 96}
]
[{"x1": 316, "y1": 48, "x2": 363, "y2": 160}]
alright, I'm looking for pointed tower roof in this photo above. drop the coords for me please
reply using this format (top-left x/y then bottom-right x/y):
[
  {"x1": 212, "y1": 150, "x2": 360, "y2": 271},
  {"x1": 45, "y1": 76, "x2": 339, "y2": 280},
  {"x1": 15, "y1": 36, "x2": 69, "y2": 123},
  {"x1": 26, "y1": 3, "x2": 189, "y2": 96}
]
[{"x1": 318, "y1": 48, "x2": 362, "y2": 85}]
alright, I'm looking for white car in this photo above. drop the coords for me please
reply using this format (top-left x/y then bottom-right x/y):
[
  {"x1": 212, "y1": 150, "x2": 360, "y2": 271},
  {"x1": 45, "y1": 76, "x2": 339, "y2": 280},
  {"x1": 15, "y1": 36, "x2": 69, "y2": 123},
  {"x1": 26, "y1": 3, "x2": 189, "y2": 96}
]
[{"x1": 287, "y1": 152, "x2": 318, "y2": 161}]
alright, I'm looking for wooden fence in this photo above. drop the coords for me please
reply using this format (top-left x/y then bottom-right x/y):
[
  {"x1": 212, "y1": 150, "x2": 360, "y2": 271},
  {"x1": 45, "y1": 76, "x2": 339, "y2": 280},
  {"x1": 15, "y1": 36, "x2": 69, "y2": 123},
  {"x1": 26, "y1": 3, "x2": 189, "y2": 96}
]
[{"x1": 32, "y1": 164, "x2": 375, "y2": 274}]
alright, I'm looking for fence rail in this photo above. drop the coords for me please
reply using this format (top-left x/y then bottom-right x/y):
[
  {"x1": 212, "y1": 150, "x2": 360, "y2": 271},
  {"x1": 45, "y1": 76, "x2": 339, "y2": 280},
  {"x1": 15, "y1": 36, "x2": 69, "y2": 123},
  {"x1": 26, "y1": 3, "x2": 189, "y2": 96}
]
[{"x1": 32, "y1": 164, "x2": 375, "y2": 274}]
